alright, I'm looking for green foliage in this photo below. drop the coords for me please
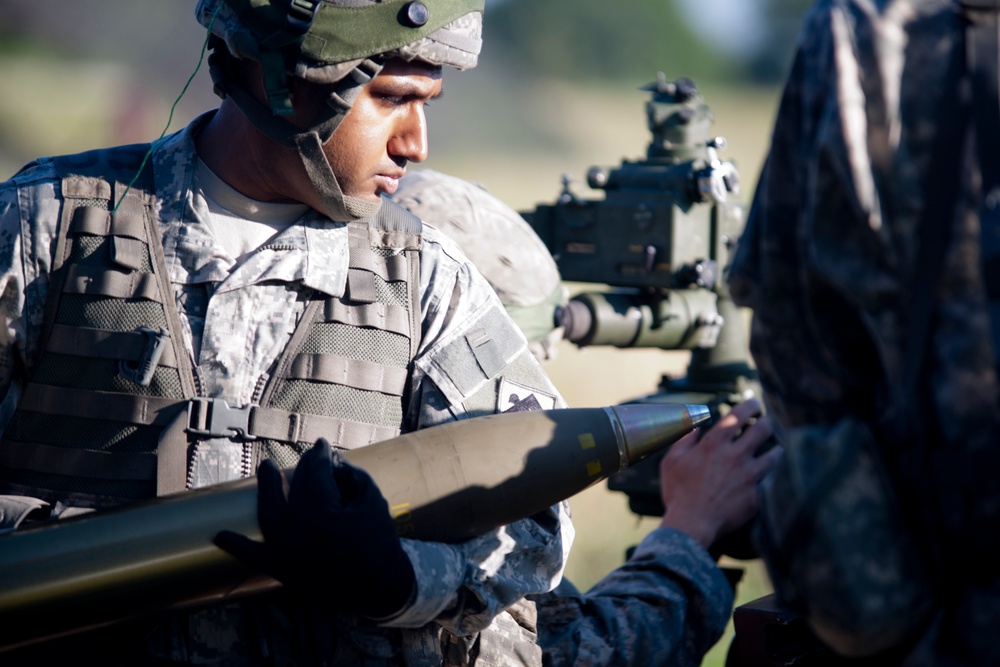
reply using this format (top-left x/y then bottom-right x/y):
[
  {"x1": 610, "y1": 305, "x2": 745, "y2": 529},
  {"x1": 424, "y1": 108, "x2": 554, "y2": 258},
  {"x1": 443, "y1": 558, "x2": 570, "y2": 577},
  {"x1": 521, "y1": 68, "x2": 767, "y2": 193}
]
[{"x1": 484, "y1": 0, "x2": 734, "y2": 84}]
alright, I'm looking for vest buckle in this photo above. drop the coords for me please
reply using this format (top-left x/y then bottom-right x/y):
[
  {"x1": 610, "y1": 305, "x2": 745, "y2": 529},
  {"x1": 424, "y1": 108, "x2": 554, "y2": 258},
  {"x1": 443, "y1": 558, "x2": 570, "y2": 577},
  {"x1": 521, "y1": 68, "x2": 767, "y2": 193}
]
[{"x1": 187, "y1": 397, "x2": 259, "y2": 441}]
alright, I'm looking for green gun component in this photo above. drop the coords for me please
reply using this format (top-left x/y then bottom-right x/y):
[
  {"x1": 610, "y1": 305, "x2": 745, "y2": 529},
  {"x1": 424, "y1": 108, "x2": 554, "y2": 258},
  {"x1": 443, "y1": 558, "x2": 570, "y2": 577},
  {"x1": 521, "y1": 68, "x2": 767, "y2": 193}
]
[
  {"x1": 0, "y1": 403, "x2": 709, "y2": 652},
  {"x1": 559, "y1": 289, "x2": 721, "y2": 349},
  {"x1": 521, "y1": 75, "x2": 743, "y2": 295}
]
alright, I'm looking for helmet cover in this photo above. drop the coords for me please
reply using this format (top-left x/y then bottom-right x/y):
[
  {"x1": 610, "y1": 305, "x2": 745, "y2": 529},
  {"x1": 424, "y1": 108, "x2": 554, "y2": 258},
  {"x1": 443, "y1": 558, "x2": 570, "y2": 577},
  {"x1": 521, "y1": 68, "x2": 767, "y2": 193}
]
[{"x1": 196, "y1": 0, "x2": 483, "y2": 84}]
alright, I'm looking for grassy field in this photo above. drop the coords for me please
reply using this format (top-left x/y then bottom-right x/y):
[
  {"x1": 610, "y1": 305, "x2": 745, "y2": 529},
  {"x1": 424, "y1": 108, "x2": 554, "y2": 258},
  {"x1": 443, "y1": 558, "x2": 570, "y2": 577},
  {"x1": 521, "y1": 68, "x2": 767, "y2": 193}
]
[{"x1": 0, "y1": 54, "x2": 784, "y2": 665}]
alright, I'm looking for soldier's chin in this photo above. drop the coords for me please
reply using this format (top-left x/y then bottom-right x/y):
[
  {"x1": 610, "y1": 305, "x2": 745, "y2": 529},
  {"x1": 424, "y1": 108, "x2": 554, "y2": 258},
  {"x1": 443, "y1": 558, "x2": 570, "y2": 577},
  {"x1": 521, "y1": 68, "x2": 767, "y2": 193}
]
[{"x1": 374, "y1": 174, "x2": 400, "y2": 196}]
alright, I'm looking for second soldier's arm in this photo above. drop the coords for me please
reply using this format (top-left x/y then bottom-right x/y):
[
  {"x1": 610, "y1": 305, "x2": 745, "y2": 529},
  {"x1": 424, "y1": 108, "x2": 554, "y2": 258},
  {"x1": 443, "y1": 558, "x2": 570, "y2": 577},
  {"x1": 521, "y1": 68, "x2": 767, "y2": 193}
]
[{"x1": 534, "y1": 401, "x2": 779, "y2": 667}]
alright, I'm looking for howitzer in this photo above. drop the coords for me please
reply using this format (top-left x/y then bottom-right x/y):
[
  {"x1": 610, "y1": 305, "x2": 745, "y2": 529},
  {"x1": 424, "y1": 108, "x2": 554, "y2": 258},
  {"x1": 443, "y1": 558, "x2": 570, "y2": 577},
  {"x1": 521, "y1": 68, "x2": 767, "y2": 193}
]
[
  {"x1": 0, "y1": 403, "x2": 708, "y2": 652},
  {"x1": 520, "y1": 74, "x2": 761, "y2": 520}
]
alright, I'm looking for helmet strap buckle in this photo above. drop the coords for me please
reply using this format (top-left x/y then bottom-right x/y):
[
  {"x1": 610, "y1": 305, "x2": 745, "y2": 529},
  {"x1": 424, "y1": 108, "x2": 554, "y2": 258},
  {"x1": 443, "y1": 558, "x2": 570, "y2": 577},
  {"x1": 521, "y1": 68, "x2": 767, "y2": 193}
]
[
  {"x1": 259, "y1": 49, "x2": 295, "y2": 116},
  {"x1": 285, "y1": 0, "x2": 321, "y2": 35}
]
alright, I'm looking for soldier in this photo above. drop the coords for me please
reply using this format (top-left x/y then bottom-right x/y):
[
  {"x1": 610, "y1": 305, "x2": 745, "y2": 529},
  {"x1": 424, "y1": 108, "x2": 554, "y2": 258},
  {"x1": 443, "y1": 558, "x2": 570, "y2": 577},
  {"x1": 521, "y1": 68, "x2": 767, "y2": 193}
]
[
  {"x1": 0, "y1": 1, "x2": 572, "y2": 665},
  {"x1": 390, "y1": 170, "x2": 781, "y2": 666},
  {"x1": 729, "y1": 0, "x2": 1000, "y2": 663}
]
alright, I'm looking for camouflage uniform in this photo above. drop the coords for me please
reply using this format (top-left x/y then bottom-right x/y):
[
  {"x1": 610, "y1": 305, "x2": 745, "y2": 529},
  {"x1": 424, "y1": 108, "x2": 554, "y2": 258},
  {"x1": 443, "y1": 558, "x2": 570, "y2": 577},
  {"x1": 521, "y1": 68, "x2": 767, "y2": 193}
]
[
  {"x1": 0, "y1": 115, "x2": 573, "y2": 665},
  {"x1": 729, "y1": 0, "x2": 1000, "y2": 663},
  {"x1": 389, "y1": 170, "x2": 733, "y2": 666},
  {"x1": 530, "y1": 527, "x2": 732, "y2": 667}
]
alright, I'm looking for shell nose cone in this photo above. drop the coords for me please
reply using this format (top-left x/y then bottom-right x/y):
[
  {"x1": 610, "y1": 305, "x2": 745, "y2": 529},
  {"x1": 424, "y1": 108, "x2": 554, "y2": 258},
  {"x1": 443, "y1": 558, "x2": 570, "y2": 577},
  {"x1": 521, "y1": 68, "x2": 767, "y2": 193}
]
[
  {"x1": 608, "y1": 403, "x2": 712, "y2": 465},
  {"x1": 686, "y1": 404, "x2": 711, "y2": 427}
]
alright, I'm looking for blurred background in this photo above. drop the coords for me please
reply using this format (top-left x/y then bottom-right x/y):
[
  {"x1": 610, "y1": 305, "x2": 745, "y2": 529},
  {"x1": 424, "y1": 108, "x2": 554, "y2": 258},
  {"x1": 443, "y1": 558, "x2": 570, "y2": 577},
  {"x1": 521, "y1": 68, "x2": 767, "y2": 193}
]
[{"x1": 0, "y1": 0, "x2": 812, "y2": 663}]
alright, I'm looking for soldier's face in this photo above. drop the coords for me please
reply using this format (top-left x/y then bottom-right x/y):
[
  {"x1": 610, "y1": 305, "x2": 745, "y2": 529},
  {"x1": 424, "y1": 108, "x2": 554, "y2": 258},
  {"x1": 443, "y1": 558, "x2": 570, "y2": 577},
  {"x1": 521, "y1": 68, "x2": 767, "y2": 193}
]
[{"x1": 323, "y1": 59, "x2": 443, "y2": 203}]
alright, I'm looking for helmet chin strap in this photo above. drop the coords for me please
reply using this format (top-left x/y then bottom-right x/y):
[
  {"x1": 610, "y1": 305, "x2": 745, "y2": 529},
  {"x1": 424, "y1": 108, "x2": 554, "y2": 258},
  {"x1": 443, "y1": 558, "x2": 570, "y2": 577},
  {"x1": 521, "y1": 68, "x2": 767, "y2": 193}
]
[
  {"x1": 294, "y1": 131, "x2": 381, "y2": 220},
  {"x1": 209, "y1": 49, "x2": 385, "y2": 222}
]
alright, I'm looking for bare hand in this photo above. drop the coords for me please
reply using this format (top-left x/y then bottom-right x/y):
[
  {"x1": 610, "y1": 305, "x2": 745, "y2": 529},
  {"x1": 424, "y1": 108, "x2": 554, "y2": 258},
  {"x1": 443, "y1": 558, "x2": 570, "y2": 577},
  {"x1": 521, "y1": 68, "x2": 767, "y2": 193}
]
[{"x1": 658, "y1": 398, "x2": 782, "y2": 549}]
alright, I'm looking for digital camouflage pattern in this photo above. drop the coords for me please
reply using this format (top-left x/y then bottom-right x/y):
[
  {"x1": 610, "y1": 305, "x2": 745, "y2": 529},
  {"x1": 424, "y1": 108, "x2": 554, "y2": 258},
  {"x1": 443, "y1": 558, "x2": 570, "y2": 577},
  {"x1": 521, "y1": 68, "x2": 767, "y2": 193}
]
[
  {"x1": 388, "y1": 170, "x2": 567, "y2": 362},
  {"x1": 729, "y1": 0, "x2": 1000, "y2": 663},
  {"x1": 0, "y1": 112, "x2": 572, "y2": 665},
  {"x1": 531, "y1": 527, "x2": 732, "y2": 667}
]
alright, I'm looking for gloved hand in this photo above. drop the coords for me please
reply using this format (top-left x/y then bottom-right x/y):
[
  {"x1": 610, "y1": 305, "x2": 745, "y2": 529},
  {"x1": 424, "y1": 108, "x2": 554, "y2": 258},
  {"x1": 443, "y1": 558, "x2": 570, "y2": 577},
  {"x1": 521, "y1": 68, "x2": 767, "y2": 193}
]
[{"x1": 215, "y1": 439, "x2": 416, "y2": 619}]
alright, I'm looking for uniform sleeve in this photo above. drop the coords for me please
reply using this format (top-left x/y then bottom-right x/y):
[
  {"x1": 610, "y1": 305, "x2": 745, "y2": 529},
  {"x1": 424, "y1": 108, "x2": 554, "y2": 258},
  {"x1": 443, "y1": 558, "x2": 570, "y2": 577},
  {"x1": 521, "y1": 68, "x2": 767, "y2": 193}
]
[
  {"x1": 0, "y1": 165, "x2": 60, "y2": 429},
  {"x1": 379, "y1": 228, "x2": 573, "y2": 634},
  {"x1": 532, "y1": 527, "x2": 733, "y2": 667},
  {"x1": 0, "y1": 184, "x2": 27, "y2": 400}
]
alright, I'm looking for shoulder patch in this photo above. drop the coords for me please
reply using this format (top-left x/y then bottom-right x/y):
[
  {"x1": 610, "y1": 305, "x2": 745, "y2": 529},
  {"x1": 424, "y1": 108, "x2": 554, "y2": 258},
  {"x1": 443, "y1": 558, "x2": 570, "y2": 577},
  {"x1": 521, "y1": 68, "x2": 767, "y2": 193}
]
[{"x1": 498, "y1": 377, "x2": 557, "y2": 413}]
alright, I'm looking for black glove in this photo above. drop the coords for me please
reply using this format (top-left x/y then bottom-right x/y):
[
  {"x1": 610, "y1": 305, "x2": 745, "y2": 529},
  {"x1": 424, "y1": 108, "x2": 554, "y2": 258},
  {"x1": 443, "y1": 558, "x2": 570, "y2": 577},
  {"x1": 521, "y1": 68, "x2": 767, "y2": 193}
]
[{"x1": 215, "y1": 439, "x2": 416, "y2": 619}]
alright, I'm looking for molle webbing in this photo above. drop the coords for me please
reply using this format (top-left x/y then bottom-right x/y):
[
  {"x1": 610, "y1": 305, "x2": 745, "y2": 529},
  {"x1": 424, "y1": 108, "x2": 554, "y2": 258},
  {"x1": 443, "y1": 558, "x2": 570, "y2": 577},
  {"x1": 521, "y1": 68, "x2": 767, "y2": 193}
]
[
  {"x1": 0, "y1": 145, "x2": 195, "y2": 509},
  {"x1": 0, "y1": 148, "x2": 427, "y2": 505},
  {"x1": 257, "y1": 203, "x2": 422, "y2": 468}
]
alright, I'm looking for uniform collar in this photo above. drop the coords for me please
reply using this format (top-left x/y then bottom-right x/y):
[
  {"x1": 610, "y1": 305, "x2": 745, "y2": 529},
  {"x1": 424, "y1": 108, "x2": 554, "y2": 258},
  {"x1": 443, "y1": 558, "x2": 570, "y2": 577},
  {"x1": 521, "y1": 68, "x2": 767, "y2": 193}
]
[{"x1": 152, "y1": 111, "x2": 349, "y2": 298}]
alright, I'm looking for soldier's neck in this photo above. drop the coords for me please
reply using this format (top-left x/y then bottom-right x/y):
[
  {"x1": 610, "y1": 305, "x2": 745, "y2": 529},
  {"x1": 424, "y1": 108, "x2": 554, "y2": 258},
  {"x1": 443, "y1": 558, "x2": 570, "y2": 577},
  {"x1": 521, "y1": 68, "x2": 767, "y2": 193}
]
[{"x1": 195, "y1": 102, "x2": 319, "y2": 211}]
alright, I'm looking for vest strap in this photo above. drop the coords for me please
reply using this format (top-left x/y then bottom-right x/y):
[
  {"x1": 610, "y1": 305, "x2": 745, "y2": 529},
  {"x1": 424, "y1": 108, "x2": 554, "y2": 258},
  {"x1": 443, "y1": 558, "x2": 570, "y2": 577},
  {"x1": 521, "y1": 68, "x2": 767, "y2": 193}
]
[
  {"x1": 288, "y1": 353, "x2": 408, "y2": 395},
  {"x1": 0, "y1": 439, "x2": 156, "y2": 481},
  {"x1": 345, "y1": 253, "x2": 409, "y2": 296},
  {"x1": 347, "y1": 268, "x2": 377, "y2": 302},
  {"x1": 46, "y1": 324, "x2": 178, "y2": 369},
  {"x1": 407, "y1": 248, "x2": 422, "y2": 361},
  {"x1": 186, "y1": 397, "x2": 397, "y2": 447},
  {"x1": 380, "y1": 254, "x2": 410, "y2": 282},
  {"x1": 157, "y1": 409, "x2": 191, "y2": 496},
  {"x1": 347, "y1": 222, "x2": 377, "y2": 303},
  {"x1": 252, "y1": 408, "x2": 399, "y2": 448},
  {"x1": 323, "y1": 298, "x2": 410, "y2": 336},
  {"x1": 70, "y1": 205, "x2": 149, "y2": 242},
  {"x1": 19, "y1": 384, "x2": 184, "y2": 425},
  {"x1": 61, "y1": 177, "x2": 112, "y2": 201},
  {"x1": 63, "y1": 265, "x2": 162, "y2": 301},
  {"x1": 965, "y1": 0, "x2": 1000, "y2": 376},
  {"x1": 110, "y1": 236, "x2": 148, "y2": 272}
]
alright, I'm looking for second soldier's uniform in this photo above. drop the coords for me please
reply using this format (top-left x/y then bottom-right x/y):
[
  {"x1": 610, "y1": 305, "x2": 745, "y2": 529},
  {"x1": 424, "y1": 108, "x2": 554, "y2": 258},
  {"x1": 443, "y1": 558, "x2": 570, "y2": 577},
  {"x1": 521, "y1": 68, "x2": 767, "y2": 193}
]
[
  {"x1": 729, "y1": 0, "x2": 1000, "y2": 663},
  {"x1": 530, "y1": 528, "x2": 732, "y2": 667}
]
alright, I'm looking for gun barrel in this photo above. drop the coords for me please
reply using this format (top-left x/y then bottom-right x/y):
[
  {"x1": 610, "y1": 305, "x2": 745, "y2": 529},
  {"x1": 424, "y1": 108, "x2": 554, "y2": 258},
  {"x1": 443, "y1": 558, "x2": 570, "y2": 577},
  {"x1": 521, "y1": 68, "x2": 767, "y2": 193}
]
[
  {"x1": 560, "y1": 290, "x2": 720, "y2": 349},
  {"x1": 0, "y1": 404, "x2": 707, "y2": 652}
]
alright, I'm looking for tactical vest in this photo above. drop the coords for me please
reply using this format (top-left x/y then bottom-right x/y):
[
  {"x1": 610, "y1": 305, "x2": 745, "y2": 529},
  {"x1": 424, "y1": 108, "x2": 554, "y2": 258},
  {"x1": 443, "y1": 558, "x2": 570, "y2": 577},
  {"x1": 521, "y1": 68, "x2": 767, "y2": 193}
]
[{"x1": 0, "y1": 144, "x2": 423, "y2": 510}]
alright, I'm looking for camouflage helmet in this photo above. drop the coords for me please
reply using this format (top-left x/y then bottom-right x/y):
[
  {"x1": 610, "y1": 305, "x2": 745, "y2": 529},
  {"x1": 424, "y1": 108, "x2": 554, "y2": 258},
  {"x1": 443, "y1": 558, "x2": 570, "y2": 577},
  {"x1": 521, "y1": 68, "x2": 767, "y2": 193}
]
[
  {"x1": 389, "y1": 170, "x2": 567, "y2": 362},
  {"x1": 196, "y1": 0, "x2": 483, "y2": 89},
  {"x1": 193, "y1": 0, "x2": 485, "y2": 222}
]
